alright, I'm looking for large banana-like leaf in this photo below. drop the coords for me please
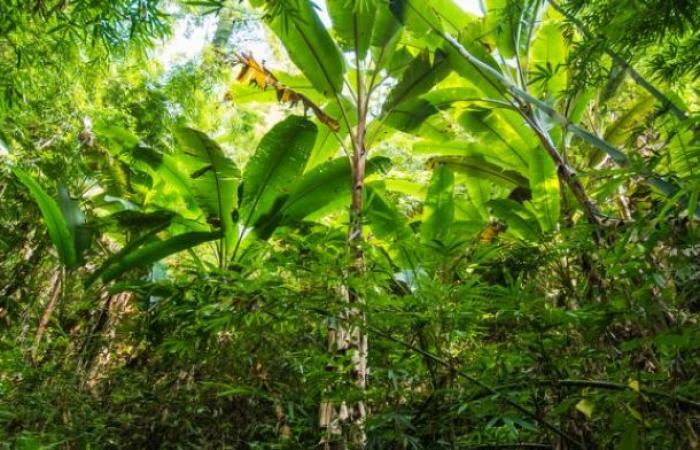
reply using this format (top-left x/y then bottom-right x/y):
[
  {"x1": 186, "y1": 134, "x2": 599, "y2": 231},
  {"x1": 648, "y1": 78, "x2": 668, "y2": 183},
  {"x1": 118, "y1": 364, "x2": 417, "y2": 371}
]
[
  {"x1": 96, "y1": 231, "x2": 221, "y2": 284},
  {"x1": 484, "y1": 0, "x2": 543, "y2": 60},
  {"x1": 13, "y1": 168, "x2": 78, "y2": 269},
  {"x1": 240, "y1": 116, "x2": 318, "y2": 232},
  {"x1": 267, "y1": 0, "x2": 345, "y2": 98},
  {"x1": 443, "y1": 24, "x2": 506, "y2": 99},
  {"x1": 174, "y1": 127, "x2": 241, "y2": 261},
  {"x1": 489, "y1": 198, "x2": 541, "y2": 241},
  {"x1": 328, "y1": 0, "x2": 376, "y2": 59},
  {"x1": 604, "y1": 96, "x2": 655, "y2": 146},
  {"x1": 365, "y1": 184, "x2": 412, "y2": 241},
  {"x1": 422, "y1": 164, "x2": 455, "y2": 243},
  {"x1": 57, "y1": 185, "x2": 91, "y2": 265},
  {"x1": 255, "y1": 156, "x2": 391, "y2": 239},
  {"x1": 370, "y1": 0, "x2": 402, "y2": 49},
  {"x1": 457, "y1": 109, "x2": 530, "y2": 172},
  {"x1": 389, "y1": 0, "x2": 443, "y2": 38},
  {"x1": 529, "y1": 20, "x2": 568, "y2": 98},
  {"x1": 96, "y1": 124, "x2": 199, "y2": 215},
  {"x1": 527, "y1": 146, "x2": 560, "y2": 232},
  {"x1": 429, "y1": 155, "x2": 529, "y2": 187},
  {"x1": 668, "y1": 127, "x2": 700, "y2": 179},
  {"x1": 484, "y1": 0, "x2": 518, "y2": 58},
  {"x1": 382, "y1": 49, "x2": 450, "y2": 113}
]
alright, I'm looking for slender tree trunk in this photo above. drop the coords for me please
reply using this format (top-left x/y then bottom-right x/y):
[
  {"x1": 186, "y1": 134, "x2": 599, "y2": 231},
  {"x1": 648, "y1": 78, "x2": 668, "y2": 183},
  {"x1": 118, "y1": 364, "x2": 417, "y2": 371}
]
[
  {"x1": 320, "y1": 49, "x2": 369, "y2": 450},
  {"x1": 31, "y1": 267, "x2": 63, "y2": 362}
]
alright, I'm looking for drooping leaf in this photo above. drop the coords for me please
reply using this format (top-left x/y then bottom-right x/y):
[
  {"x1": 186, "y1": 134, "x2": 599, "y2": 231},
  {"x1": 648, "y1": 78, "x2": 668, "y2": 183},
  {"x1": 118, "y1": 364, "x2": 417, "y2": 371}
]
[
  {"x1": 233, "y1": 53, "x2": 341, "y2": 131},
  {"x1": 175, "y1": 127, "x2": 241, "y2": 261},
  {"x1": 429, "y1": 155, "x2": 529, "y2": 187},
  {"x1": 13, "y1": 168, "x2": 78, "y2": 268},
  {"x1": 57, "y1": 184, "x2": 91, "y2": 265},
  {"x1": 97, "y1": 231, "x2": 221, "y2": 284}
]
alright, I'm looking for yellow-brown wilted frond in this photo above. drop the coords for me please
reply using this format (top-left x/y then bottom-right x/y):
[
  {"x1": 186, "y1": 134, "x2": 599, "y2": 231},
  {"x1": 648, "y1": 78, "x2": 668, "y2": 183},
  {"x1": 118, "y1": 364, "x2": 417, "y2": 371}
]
[{"x1": 229, "y1": 52, "x2": 340, "y2": 132}]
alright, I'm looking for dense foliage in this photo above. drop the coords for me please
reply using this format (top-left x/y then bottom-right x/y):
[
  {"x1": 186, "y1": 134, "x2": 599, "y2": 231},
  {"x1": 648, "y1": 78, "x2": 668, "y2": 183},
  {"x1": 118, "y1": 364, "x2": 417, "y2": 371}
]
[{"x1": 1, "y1": 1, "x2": 700, "y2": 449}]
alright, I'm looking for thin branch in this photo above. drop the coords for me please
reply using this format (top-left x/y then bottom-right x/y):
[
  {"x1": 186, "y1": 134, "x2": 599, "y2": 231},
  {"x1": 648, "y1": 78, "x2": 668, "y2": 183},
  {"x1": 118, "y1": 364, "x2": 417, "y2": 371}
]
[
  {"x1": 370, "y1": 327, "x2": 587, "y2": 450},
  {"x1": 467, "y1": 378, "x2": 700, "y2": 411}
]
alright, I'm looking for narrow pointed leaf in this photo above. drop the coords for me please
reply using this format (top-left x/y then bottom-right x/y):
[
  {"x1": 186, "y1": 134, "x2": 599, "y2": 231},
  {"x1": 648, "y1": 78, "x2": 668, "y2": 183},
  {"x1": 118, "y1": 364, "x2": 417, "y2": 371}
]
[
  {"x1": 98, "y1": 231, "x2": 221, "y2": 284},
  {"x1": 13, "y1": 168, "x2": 77, "y2": 268}
]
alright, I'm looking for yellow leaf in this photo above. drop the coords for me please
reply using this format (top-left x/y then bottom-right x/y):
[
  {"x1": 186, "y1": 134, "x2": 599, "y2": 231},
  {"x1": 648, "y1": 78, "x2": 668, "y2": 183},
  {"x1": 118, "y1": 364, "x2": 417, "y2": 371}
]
[
  {"x1": 628, "y1": 380, "x2": 640, "y2": 393},
  {"x1": 575, "y1": 399, "x2": 594, "y2": 419}
]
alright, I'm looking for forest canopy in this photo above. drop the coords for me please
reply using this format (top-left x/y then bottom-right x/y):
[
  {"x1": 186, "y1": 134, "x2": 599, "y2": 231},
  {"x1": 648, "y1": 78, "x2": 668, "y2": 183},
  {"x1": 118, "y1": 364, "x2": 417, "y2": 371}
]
[{"x1": 1, "y1": 0, "x2": 700, "y2": 449}]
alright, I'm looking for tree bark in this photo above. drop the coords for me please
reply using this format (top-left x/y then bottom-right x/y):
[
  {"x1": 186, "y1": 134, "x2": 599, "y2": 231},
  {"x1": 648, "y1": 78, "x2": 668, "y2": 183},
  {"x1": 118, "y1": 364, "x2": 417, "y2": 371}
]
[
  {"x1": 31, "y1": 267, "x2": 63, "y2": 362},
  {"x1": 320, "y1": 39, "x2": 369, "y2": 449}
]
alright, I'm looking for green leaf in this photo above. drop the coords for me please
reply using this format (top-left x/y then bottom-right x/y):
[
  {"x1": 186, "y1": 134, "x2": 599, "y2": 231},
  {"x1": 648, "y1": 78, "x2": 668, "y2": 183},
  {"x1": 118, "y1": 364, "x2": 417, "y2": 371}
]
[
  {"x1": 444, "y1": 24, "x2": 505, "y2": 99},
  {"x1": 488, "y1": 198, "x2": 541, "y2": 240},
  {"x1": 13, "y1": 168, "x2": 78, "y2": 268},
  {"x1": 328, "y1": 0, "x2": 376, "y2": 59},
  {"x1": 431, "y1": 155, "x2": 529, "y2": 187},
  {"x1": 174, "y1": 127, "x2": 241, "y2": 261},
  {"x1": 484, "y1": 0, "x2": 517, "y2": 58},
  {"x1": 529, "y1": 20, "x2": 568, "y2": 98},
  {"x1": 371, "y1": 0, "x2": 402, "y2": 47},
  {"x1": 365, "y1": 184, "x2": 412, "y2": 241},
  {"x1": 305, "y1": 99, "x2": 357, "y2": 171},
  {"x1": 604, "y1": 96, "x2": 655, "y2": 146},
  {"x1": 457, "y1": 109, "x2": 530, "y2": 172},
  {"x1": 618, "y1": 425, "x2": 640, "y2": 450},
  {"x1": 268, "y1": 0, "x2": 346, "y2": 97},
  {"x1": 240, "y1": 116, "x2": 318, "y2": 231},
  {"x1": 528, "y1": 146, "x2": 560, "y2": 232},
  {"x1": 575, "y1": 399, "x2": 594, "y2": 419},
  {"x1": 98, "y1": 231, "x2": 221, "y2": 284},
  {"x1": 57, "y1": 184, "x2": 91, "y2": 265},
  {"x1": 255, "y1": 156, "x2": 391, "y2": 239},
  {"x1": 384, "y1": 98, "x2": 440, "y2": 133},
  {"x1": 382, "y1": 49, "x2": 450, "y2": 113},
  {"x1": 389, "y1": 0, "x2": 443, "y2": 38},
  {"x1": 422, "y1": 164, "x2": 455, "y2": 243}
]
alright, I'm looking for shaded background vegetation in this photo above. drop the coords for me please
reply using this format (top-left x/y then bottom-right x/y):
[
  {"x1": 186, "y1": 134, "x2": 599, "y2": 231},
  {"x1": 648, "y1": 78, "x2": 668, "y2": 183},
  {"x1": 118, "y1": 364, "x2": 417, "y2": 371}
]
[{"x1": 1, "y1": 0, "x2": 700, "y2": 449}]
